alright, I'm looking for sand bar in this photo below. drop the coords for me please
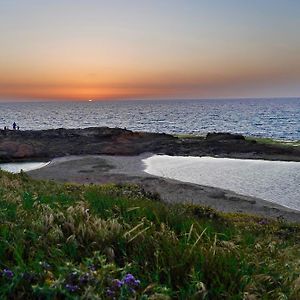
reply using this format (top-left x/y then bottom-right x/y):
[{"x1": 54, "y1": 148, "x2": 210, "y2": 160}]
[{"x1": 27, "y1": 154, "x2": 300, "y2": 223}]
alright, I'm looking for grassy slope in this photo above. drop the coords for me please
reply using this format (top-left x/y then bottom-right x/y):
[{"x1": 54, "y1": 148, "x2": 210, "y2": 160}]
[
  {"x1": 0, "y1": 170, "x2": 300, "y2": 299},
  {"x1": 174, "y1": 133, "x2": 300, "y2": 148}
]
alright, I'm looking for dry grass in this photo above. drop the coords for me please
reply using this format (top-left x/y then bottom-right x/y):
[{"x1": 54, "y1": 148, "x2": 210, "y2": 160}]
[{"x1": 0, "y1": 170, "x2": 299, "y2": 299}]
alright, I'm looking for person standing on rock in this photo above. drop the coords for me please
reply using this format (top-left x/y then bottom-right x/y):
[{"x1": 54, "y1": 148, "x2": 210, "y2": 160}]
[{"x1": 13, "y1": 122, "x2": 17, "y2": 130}]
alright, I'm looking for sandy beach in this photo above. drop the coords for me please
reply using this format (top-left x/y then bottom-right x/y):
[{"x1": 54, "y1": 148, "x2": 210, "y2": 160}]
[{"x1": 27, "y1": 154, "x2": 300, "y2": 223}]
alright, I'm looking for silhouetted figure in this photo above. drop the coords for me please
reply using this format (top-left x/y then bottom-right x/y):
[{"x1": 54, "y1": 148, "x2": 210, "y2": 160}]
[
  {"x1": 13, "y1": 122, "x2": 16, "y2": 130},
  {"x1": 17, "y1": 126, "x2": 20, "y2": 130},
  {"x1": 4, "y1": 126, "x2": 7, "y2": 130}
]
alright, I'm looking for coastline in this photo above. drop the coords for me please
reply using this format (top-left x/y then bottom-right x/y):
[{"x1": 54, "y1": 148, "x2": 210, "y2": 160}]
[
  {"x1": 1, "y1": 127, "x2": 300, "y2": 163},
  {"x1": 28, "y1": 154, "x2": 300, "y2": 223}
]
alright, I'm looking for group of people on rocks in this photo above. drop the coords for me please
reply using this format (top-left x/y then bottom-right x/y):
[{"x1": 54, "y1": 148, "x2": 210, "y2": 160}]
[{"x1": 3, "y1": 122, "x2": 20, "y2": 131}]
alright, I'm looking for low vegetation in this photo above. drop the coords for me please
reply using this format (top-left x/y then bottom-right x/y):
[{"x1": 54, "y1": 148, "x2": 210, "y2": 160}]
[
  {"x1": 175, "y1": 132, "x2": 300, "y2": 148},
  {"x1": 0, "y1": 170, "x2": 299, "y2": 299},
  {"x1": 246, "y1": 137, "x2": 300, "y2": 148}
]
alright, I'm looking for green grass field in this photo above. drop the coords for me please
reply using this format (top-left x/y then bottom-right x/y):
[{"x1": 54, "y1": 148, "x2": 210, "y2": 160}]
[{"x1": 0, "y1": 170, "x2": 299, "y2": 299}]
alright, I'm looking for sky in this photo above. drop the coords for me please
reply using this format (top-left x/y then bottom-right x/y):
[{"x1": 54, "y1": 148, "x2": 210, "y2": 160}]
[{"x1": 0, "y1": 0, "x2": 300, "y2": 101}]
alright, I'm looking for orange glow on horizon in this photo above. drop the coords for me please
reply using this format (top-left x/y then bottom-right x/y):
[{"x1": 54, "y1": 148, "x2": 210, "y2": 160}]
[
  {"x1": 1, "y1": 1, "x2": 300, "y2": 100},
  {"x1": 0, "y1": 84, "x2": 192, "y2": 101},
  {"x1": 1, "y1": 64, "x2": 299, "y2": 101}
]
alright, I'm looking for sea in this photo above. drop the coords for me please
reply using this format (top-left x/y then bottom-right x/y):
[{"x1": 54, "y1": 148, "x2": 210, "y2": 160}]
[{"x1": 0, "y1": 98, "x2": 299, "y2": 140}]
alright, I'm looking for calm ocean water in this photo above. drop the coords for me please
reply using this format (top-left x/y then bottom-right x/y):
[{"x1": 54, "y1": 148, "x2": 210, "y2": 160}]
[{"x1": 0, "y1": 98, "x2": 299, "y2": 140}]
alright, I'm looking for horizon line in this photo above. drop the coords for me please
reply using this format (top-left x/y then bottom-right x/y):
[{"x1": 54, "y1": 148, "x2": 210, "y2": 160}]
[{"x1": 0, "y1": 96, "x2": 299, "y2": 104}]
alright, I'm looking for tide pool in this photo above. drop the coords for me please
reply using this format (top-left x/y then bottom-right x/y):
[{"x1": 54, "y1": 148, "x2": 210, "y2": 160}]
[
  {"x1": 0, "y1": 162, "x2": 50, "y2": 173},
  {"x1": 143, "y1": 155, "x2": 300, "y2": 210}
]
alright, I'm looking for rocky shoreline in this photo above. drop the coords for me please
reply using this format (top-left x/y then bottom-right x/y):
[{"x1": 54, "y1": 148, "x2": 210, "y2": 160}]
[
  {"x1": 1, "y1": 127, "x2": 300, "y2": 162},
  {"x1": 2, "y1": 127, "x2": 299, "y2": 222}
]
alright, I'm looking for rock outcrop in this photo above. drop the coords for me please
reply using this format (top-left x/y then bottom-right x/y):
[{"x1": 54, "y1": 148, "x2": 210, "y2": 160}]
[{"x1": 0, "y1": 127, "x2": 299, "y2": 162}]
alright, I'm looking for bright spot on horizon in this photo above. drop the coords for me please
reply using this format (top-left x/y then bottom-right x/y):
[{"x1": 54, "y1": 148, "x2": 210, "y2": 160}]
[{"x1": 88, "y1": 99, "x2": 93, "y2": 102}]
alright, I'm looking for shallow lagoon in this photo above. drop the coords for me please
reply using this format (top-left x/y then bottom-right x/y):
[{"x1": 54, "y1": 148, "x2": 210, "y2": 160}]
[
  {"x1": 143, "y1": 155, "x2": 300, "y2": 211},
  {"x1": 0, "y1": 162, "x2": 50, "y2": 173}
]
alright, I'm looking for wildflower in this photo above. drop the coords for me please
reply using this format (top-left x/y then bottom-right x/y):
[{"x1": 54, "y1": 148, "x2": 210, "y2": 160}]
[
  {"x1": 112, "y1": 279, "x2": 123, "y2": 288},
  {"x1": 79, "y1": 272, "x2": 92, "y2": 285},
  {"x1": 123, "y1": 273, "x2": 134, "y2": 284},
  {"x1": 107, "y1": 274, "x2": 141, "y2": 298},
  {"x1": 106, "y1": 288, "x2": 115, "y2": 298},
  {"x1": 65, "y1": 284, "x2": 79, "y2": 293},
  {"x1": 122, "y1": 273, "x2": 140, "y2": 287},
  {"x1": 135, "y1": 279, "x2": 141, "y2": 286},
  {"x1": 2, "y1": 269, "x2": 14, "y2": 279}
]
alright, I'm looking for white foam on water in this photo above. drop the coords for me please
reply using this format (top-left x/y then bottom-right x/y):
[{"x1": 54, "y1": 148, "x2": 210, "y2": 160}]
[{"x1": 143, "y1": 155, "x2": 300, "y2": 210}]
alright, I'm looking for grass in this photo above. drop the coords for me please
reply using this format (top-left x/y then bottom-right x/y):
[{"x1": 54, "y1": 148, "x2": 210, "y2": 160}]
[
  {"x1": 0, "y1": 170, "x2": 300, "y2": 299},
  {"x1": 246, "y1": 137, "x2": 300, "y2": 148}
]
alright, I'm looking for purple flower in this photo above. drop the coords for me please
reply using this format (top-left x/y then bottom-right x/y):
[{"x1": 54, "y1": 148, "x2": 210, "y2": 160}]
[
  {"x1": 2, "y1": 269, "x2": 14, "y2": 279},
  {"x1": 106, "y1": 288, "x2": 115, "y2": 298},
  {"x1": 107, "y1": 274, "x2": 141, "y2": 298},
  {"x1": 122, "y1": 273, "x2": 140, "y2": 287},
  {"x1": 123, "y1": 273, "x2": 135, "y2": 285},
  {"x1": 134, "y1": 279, "x2": 141, "y2": 286},
  {"x1": 65, "y1": 284, "x2": 79, "y2": 293},
  {"x1": 112, "y1": 279, "x2": 123, "y2": 289},
  {"x1": 79, "y1": 272, "x2": 93, "y2": 285}
]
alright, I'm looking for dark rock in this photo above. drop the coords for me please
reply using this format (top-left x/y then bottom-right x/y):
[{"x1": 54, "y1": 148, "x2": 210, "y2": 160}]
[
  {"x1": 0, "y1": 127, "x2": 299, "y2": 162},
  {"x1": 206, "y1": 132, "x2": 245, "y2": 141}
]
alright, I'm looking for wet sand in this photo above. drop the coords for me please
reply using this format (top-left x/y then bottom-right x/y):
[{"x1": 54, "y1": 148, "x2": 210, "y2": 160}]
[{"x1": 28, "y1": 154, "x2": 300, "y2": 223}]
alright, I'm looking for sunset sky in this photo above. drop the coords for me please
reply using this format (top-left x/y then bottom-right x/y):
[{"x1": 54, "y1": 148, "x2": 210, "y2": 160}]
[{"x1": 0, "y1": 0, "x2": 300, "y2": 101}]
